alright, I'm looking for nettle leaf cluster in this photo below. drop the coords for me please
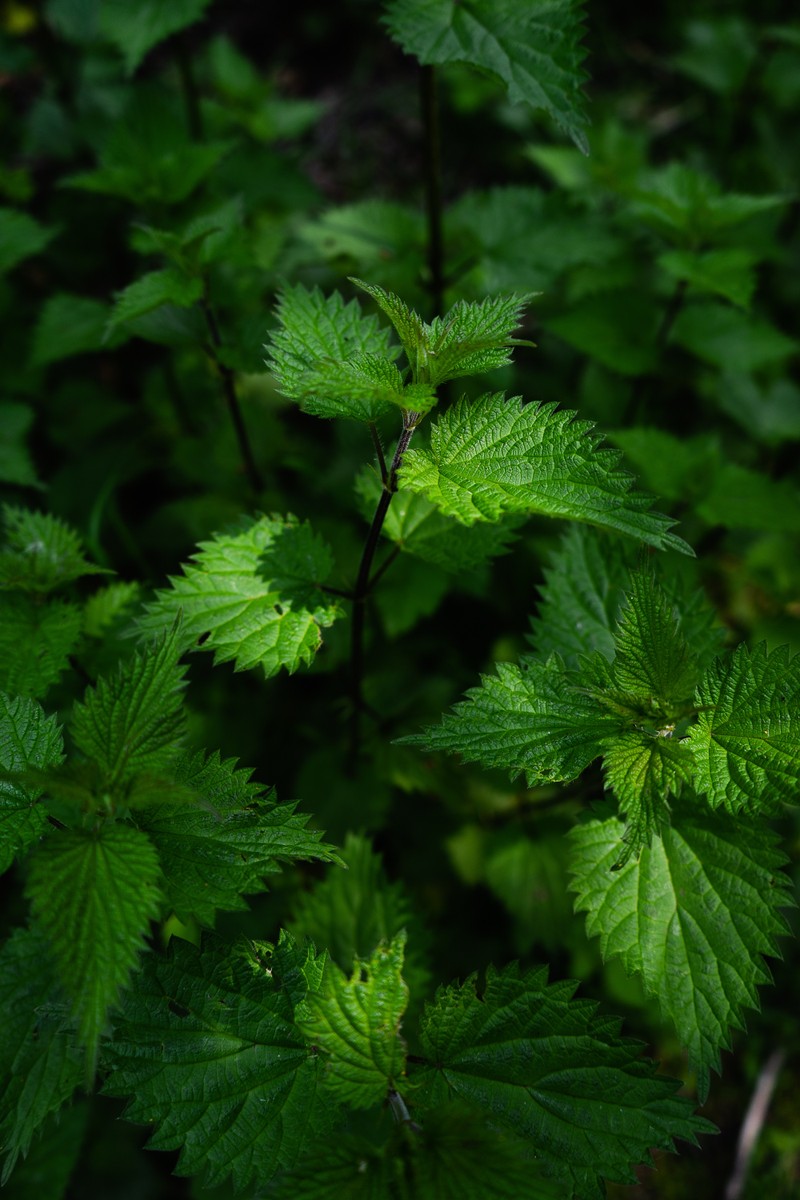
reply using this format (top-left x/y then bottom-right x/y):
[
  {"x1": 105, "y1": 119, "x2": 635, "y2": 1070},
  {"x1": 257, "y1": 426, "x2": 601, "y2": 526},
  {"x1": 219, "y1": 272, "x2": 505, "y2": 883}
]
[{"x1": 1, "y1": 0, "x2": 799, "y2": 1196}]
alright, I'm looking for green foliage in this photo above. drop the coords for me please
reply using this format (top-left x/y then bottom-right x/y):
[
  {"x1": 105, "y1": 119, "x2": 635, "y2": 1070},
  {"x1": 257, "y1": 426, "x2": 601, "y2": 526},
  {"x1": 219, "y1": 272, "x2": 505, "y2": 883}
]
[
  {"x1": 26, "y1": 823, "x2": 163, "y2": 1072},
  {"x1": 139, "y1": 750, "x2": 339, "y2": 925},
  {"x1": 398, "y1": 393, "x2": 692, "y2": 551},
  {"x1": 296, "y1": 934, "x2": 409, "y2": 1108},
  {"x1": 412, "y1": 962, "x2": 714, "y2": 1196},
  {"x1": 138, "y1": 515, "x2": 342, "y2": 676},
  {"x1": 2, "y1": 0, "x2": 799, "y2": 1195},
  {"x1": 0, "y1": 693, "x2": 63, "y2": 873},
  {"x1": 104, "y1": 933, "x2": 334, "y2": 1192},
  {"x1": 0, "y1": 928, "x2": 83, "y2": 1184},
  {"x1": 383, "y1": 0, "x2": 590, "y2": 153},
  {"x1": 569, "y1": 812, "x2": 793, "y2": 1101}
]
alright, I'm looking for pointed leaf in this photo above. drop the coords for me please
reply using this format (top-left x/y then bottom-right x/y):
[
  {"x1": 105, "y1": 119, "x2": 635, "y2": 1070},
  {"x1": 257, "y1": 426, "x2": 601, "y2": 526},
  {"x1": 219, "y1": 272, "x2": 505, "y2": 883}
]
[
  {"x1": 296, "y1": 934, "x2": 408, "y2": 1109},
  {"x1": 687, "y1": 643, "x2": 800, "y2": 815},
  {"x1": 569, "y1": 811, "x2": 793, "y2": 1101},
  {"x1": 0, "y1": 506, "x2": 106, "y2": 592},
  {"x1": 601, "y1": 732, "x2": 695, "y2": 865},
  {"x1": 0, "y1": 927, "x2": 83, "y2": 1184},
  {"x1": 137, "y1": 750, "x2": 339, "y2": 926},
  {"x1": 0, "y1": 694, "x2": 63, "y2": 874},
  {"x1": 609, "y1": 569, "x2": 695, "y2": 707},
  {"x1": 0, "y1": 596, "x2": 82, "y2": 699},
  {"x1": 71, "y1": 624, "x2": 188, "y2": 789},
  {"x1": 106, "y1": 268, "x2": 203, "y2": 332},
  {"x1": 137, "y1": 515, "x2": 342, "y2": 677},
  {"x1": 398, "y1": 393, "x2": 692, "y2": 554},
  {"x1": 407, "y1": 656, "x2": 618, "y2": 785},
  {"x1": 26, "y1": 823, "x2": 163, "y2": 1070},
  {"x1": 412, "y1": 962, "x2": 713, "y2": 1195},
  {"x1": 104, "y1": 933, "x2": 336, "y2": 1192},
  {"x1": 0, "y1": 209, "x2": 57, "y2": 275},
  {"x1": 383, "y1": 0, "x2": 590, "y2": 154},
  {"x1": 267, "y1": 284, "x2": 399, "y2": 421},
  {"x1": 99, "y1": 0, "x2": 212, "y2": 74}
]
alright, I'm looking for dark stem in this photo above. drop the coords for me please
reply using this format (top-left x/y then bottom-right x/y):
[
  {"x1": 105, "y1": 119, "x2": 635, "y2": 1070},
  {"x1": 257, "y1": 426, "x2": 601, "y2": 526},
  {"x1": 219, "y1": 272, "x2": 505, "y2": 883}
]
[
  {"x1": 368, "y1": 545, "x2": 401, "y2": 591},
  {"x1": 175, "y1": 34, "x2": 204, "y2": 141},
  {"x1": 420, "y1": 65, "x2": 445, "y2": 318},
  {"x1": 200, "y1": 293, "x2": 264, "y2": 494},
  {"x1": 348, "y1": 413, "x2": 420, "y2": 770},
  {"x1": 368, "y1": 421, "x2": 388, "y2": 485}
]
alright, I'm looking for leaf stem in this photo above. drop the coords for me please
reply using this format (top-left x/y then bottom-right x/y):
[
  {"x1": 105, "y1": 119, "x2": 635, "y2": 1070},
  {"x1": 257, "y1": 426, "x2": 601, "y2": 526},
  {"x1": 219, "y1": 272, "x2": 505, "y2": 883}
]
[
  {"x1": 368, "y1": 421, "x2": 388, "y2": 485},
  {"x1": 200, "y1": 291, "x2": 264, "y2": 495},
  {"x1": 348, "y1": 412, "x2": 420, "y2": 770},
  {"x1": 420, "y1": 65, "x2": 445, "y2": 318}
]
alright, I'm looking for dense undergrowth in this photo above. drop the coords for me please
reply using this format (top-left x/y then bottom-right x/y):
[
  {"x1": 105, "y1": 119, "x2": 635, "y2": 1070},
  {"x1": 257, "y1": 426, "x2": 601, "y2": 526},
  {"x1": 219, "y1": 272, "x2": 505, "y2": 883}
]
[{"x1": 1, "y1": 2, "x2": 799, "y2": 1197}]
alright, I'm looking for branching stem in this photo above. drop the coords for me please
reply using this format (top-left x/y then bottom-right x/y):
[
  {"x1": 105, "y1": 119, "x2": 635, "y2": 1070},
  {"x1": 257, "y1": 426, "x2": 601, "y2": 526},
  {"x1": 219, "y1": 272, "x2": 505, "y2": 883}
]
[
  {"x1": 200, "y1": 292, "x2": 264, "y2": 495},
  {"x1": 348, "y1": 412, "x2": 420, "y2": 770}
]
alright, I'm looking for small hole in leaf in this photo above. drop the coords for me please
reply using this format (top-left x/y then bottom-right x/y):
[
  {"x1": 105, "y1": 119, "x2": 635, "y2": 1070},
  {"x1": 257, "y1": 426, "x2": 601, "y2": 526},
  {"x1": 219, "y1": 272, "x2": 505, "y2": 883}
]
[
  {"x1": 168, "y1": 999, "x2": 190, "y2": 1019},
  {"x1": 274, "y1": 604, "x2": 284, "y2": 615}
]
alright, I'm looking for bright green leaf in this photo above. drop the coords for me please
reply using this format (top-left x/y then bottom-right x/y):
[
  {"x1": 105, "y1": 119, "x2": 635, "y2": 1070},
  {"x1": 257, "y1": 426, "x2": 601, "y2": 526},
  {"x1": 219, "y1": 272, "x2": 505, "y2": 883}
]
[
  {"x1": 137, "y1": 515, "x2": 342, "y2": 677},
  {"x1": 569, "y1": 811, "x2": 793, "y2": 1101},
  {"x1": 398, "y1": 393, "x2": 692, "y2": 553},
  {"x1": 687, "y1": 643, "x2": 800, "y2": 815},
  {"x1": 296, "y1": 934, "x2": 408, "y2": 1109},
  {"x1": 26, "y1": 823, "x2": 163, "y2": 1071},
  {"x1": 0, "y1": 596, "x2": 82, "y2": 699}
]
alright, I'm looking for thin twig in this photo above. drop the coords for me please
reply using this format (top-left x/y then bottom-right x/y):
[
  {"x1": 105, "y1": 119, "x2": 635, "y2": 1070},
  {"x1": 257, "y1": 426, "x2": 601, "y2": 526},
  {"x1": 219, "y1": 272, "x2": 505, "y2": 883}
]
[
  {"x1": 368, "y1": 545, "x2": 401, "y2": 592},
  {"x1": 725, "y1": 1047, "x2": 786, "y2": 1200},
  {"x1": 199, "y1": 293, "x2": 264, "y2": 494},
  {"x1": 348, "y1": 412, "x2": 420, "y2": 771},
  {"x1": 368, "y1": 421, "x2": 388, "y2": 485}
]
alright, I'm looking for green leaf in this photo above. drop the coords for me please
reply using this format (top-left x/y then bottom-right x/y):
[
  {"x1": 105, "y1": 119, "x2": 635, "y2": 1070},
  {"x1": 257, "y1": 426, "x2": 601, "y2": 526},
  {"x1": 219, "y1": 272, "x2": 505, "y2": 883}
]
[
  {"x1": 296, "y1": 934, "x2": 408, "y2": 1109},
  {"x1": 106, "y1": 268, "x2": 203, "y2": 333},
  {"x1": 137, "y1": 750, "x2": 339, "y2": 926},
  {"x1": 354, "y1": 280, "x2": 534, "y2": 387},
  {"x1": 357, "y1": 471, "x2": 520, "y2": 574},
  {"x1": 601, "y1": 732, "x2": 695, "y2": 865},
  {"x1": 0, "y1": 403, "x2": 42, "y2": 489},
  {"x1": 528, "y1": 524, "x2": 630, "y2": 667},
  {"x1": 626, "y1": 163, "x2": 788, "y2": 243},
  {"x1": 104, "y1": 933, "x2": 336, "y2": 1192},
  {"x1": 658, "y1": 248, "x2": 757, "y2": 309},
  {"x1": 71, "y1": 624, "x2": 188, "y2": 790},
  {"x1": 695, "y1": 464, "x2": 800, "y2": 533},
  {"x1": 82, "y1": 581, "x2": 141, "y2": 638},
  {"x1": 29, "y1": 295, "x2": 124, "y2": 368},
  {"x1": 408, "y1": 656, "x2": 617, "y2": 785},
  {"x1": 0, "y1": 208, "x2": 57, "y2": 275},
  {"x1": 569, "y1": 811, "x2": 793, "y2": 1101},
  {"x1": 99, "y1": 0, "x2": 212, "y2": 74},
  {"x1": 0, "y1": 694, "x2": 63, "y2": 874},
  {"x1": 267, "y1": 284, "x2": 399, "y2": 422},
  {"x1": 716, "y1": 374, "x2": 800, "y2": 447},
  {"x1": 608, "y1": 570, "x2": 694, "y2": 707},
  {"x1": 607, "y1": 428, "x2": 720, "y2": 503},
  {"x1": 137, "y1": 514, "x2": 342, "y2": 677},
  {"x1": 299, "y1": 354, "x2": 437, "y2": 418},
  {"x1": 0, "y1": 596, "x2": 82, "y2": 698},
  {"x1": 0, "y1": 927, "x2": 83, "y2": 1185},
  {"x1": 0, "y1": 506, "x2": 105, "y2": 592},
  {"x1": 383, "y1": 0, "x2": 590, "y2": 154},
  {"x1": 412, "y1": 961, "x2": 713, "y2": 1195},
  {"x1": 26, "y1": 823, "x2": 163, "y2": 1071},
  {"x1": 687, "y1": 643, "x2": 800, "y2": 816},
  {"x1": 289, "y1": 833, "x2": 429, "y2": 997},
  {"x1": 398, "y1": 393, "x2": 692, "y2": 554},
  {"x1": 299, "y1": 201, "x2": 425, "y2": 291},
  {"x1": 671, "y1": 302, "x2": 797, "y2": 373}
]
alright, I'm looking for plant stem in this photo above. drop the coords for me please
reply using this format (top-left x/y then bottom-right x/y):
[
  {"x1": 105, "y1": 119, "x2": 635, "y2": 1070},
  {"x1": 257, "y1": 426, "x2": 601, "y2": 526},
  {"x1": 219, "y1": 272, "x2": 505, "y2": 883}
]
[
  {"x1": 348, "y1": 412, "x2": 420, "y2": 770},
  {"x1": 368, "y1": 421, "x2": 388, "y2": 485},
  {"x1": 420, "y1": 65, "x2": 445, "y2": 318},
  {"x1": 200, "y1": 293, "x2": 264, "y2": 494}
]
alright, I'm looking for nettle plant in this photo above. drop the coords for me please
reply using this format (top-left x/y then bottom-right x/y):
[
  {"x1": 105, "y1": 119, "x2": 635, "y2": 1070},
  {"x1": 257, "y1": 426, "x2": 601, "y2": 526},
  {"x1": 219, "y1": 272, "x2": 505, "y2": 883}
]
[
  {"x1": 2, "y1": 276, "x2": 798, "y2": 1198},
  {"x1": 2, "y1": 0, "x2": 800, "y2": 1197}
]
